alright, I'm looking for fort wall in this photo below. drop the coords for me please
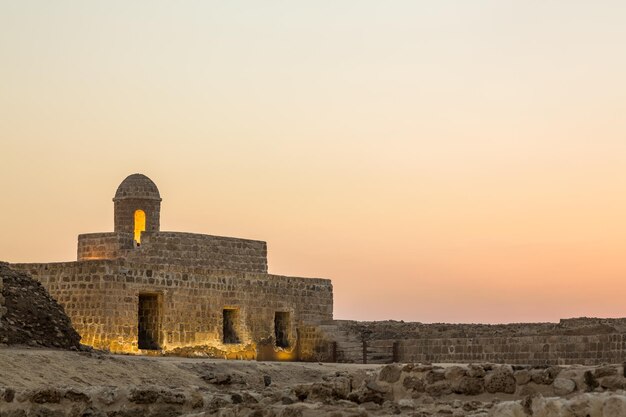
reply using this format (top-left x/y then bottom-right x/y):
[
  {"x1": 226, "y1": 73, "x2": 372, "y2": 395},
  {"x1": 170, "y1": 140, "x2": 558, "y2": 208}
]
[
  {"x1": 77, "y1": 233, "x2": 135, "y2": 260},
  {"x1": 321, "y1": 319, "x2": 626, "y2": 366},
  {"x1": 11, "y1": 260, "x2": 332, "y2": 359},
  {"x1": 77, "y1": 231, "x2": 268, "y2": 273}
]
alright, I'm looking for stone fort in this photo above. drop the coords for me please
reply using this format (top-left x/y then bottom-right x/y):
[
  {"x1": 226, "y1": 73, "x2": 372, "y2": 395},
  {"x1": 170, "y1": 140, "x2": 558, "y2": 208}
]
[
  {"x1": 8, "y1": 173, "x2": 626, "y2": 365},
  {"x1": 11, "y1": 174, "x2": 333, "y2": 360}
]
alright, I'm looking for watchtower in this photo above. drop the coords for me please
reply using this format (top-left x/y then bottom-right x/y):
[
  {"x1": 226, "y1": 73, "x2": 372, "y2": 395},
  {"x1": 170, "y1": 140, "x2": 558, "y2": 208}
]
[{"x1": 113, "y1": 173, "x2": 162, "y2": 244}]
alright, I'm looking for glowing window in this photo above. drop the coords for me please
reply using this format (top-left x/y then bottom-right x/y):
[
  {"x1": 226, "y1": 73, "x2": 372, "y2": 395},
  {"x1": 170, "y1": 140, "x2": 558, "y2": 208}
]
[{"x1": 134, "y1": 209, "x2": 146, "y2": 243}]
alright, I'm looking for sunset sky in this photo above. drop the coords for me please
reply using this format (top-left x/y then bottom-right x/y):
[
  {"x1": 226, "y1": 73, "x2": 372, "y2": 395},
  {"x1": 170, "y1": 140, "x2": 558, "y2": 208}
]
[{"x1": 2, "y1": 1, "x2": 626, "y2": 323}]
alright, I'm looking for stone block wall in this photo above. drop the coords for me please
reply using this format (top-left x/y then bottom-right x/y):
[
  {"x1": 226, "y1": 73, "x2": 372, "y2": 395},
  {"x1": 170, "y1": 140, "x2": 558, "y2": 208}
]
[
  {"x1": 114, "y1": 197, "x2": 161, "y2": 235},
  {"x1": 12, "y1": 260, "x2": 332, "y2": 360},
  {"x1": 129, "y1": 232, "x2": 268, "y2": 273},
  {"x1": 397, "y1": 334, "x2": 626, "y2": 366},
  {"x1": 322, "y1": 320, "x2": 626, "y2": 366},
  {"x1": 77, "y1": 232, "x2": 268, "y2": 273},
  {"x1": 77, "y1": 232, "x2": 135, "y2": 260}
]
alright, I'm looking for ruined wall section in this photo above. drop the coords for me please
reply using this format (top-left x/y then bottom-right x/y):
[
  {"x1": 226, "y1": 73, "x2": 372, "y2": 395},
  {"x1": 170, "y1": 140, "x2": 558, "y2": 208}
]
[
  {"x1": 77, "y1": 232, "x2": 268, "y2": 273},
  {"x1": 11, "y1": 260, "x2": 332, "y2": 358},
  {"x1": 323, "y1": 320, "x2": 626, "y2": 365},
  {"x1": 398, "y1": 334, "x2": 626, "y2": 366}
]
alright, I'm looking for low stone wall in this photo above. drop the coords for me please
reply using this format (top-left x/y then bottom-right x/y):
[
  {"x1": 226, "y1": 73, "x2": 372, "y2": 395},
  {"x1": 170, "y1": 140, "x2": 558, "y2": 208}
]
[
  {"x1": 77, "y1": 231, "x2": 268, "y2": 273},
  {"x1": 398, "y1": 334, "x2": 626, "y2": 366},
  {"x1": 12, "y1": 260, "x2": 332, "y2": 359},
  {"x1": 323, "y1": 319, "x2": 626, "y2": 366}
]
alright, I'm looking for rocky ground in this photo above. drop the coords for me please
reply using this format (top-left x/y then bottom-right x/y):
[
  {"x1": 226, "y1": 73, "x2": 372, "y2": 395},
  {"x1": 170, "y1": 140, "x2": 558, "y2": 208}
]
[
  {"x1": 0, "y1": 263, "x2": 80, "y2": 348},
  {"x1": 1, "y1": 348, "x2": 626, "y2": 416}
]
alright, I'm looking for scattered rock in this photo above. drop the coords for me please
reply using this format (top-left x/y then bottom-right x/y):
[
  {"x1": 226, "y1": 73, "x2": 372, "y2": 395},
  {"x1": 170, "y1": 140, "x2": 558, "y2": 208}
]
[
  {"x1": 425, "y1": 380, "x2": 452, "y2": 397},
  {"x1": 452, "y1": 376, "x2": 484, "y2": 396},
  {"x1": 378, "y1": 364, "x2": 402, "y2": 383},
  {"x1": 128, "y1": 388, "x2": 160, "y2": 404},
  {"x1": 485, "y1": 366, "x2": 516, "y2": 394},
  {"x1": 30, "y1": 389, "x2": 62, "y2": 404},
  {"x1": 467, "y1": 364, "x2": 486, "y2": 378},
  {"x1": 601, "y1": 376, "x2": 625, "y2": 390},
  {"x1": 553, "y1": 378, "x2": 576, "y2": 396},
  {"x1": 595, "y1": 365, "x2": 618, "y2": 378},
  {"x1": 402, "y1": 376, "x2": 425, "y2": 392},
  {"x1": 64, "y1": 389, "x2": 90, "y2": 403},
  {"x1": 444, "y1": 366, "x2": 466, "y2": 381},
  {"x1": 514, "y1": 369, "x2": 531, "y2": 385}
]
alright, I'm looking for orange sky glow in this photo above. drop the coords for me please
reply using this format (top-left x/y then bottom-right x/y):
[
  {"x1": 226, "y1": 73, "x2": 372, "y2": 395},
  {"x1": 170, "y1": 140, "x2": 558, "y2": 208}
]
[{"x1": 1, "y1": 2, "x2": 626, "y2": 323}]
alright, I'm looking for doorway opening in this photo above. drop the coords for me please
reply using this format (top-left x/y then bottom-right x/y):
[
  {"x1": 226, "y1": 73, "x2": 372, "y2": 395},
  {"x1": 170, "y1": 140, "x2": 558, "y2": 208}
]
[
  {"x1": 274, "y1": 312, "x2": 290, "y2": 348},
  {"x1": 138, "y1": 293, "x2": 161, "y2": 350},
  {"x1": 223, "y1": 308, "x2": 240, "y2": 344}
]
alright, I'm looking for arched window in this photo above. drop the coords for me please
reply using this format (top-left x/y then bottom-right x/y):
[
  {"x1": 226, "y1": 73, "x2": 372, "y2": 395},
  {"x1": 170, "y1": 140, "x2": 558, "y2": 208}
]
[{"x1": 134, "y1": 209, "x2": 146, "y2": 243}]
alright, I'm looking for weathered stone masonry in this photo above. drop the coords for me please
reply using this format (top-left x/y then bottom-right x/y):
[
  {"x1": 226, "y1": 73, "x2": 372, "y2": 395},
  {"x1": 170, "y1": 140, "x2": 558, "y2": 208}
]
[
  {"x1": 319, "y1": 319, "x2": 626, "y2": 366},
  {"x1": 14, "y1": 260, "x2": 332, "y2": 355},
  {"x1": 11, "y1": 174, "x2": 333, "y2": 359},
  {"x1": 78, "y1": 231, "x2": 268, "y2": 273}
]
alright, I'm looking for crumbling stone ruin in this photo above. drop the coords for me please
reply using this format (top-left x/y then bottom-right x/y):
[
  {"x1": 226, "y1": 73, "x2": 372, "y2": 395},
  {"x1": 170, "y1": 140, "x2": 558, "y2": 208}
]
[
  {"x1": 319, "y1": 318, "x2": 626, "y2": 366},
  {"x1": 0, "y1": 263, "x2": 80, "y2": 348},
  {"x1": 11, "y1": 174, "x2": 333, "y2": 359}
]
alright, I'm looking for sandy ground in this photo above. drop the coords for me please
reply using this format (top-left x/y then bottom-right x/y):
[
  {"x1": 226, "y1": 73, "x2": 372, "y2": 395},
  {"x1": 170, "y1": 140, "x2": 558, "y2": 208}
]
[
  {"x1": 0, "y1": 347, "x2": 378, "y2": 391},
  {"x1": 2, "y1": 347, "x2": 626, "y2": 416}
]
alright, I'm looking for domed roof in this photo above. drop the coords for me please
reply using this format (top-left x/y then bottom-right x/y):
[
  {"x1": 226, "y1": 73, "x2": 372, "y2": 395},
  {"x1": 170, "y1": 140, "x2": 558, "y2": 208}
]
[{"x1": 113, "y1": 174, "x2": 162, "y2": 201}]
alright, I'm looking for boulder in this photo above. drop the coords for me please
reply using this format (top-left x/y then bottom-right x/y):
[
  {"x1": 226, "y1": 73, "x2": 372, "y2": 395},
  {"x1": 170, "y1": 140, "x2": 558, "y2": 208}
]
[
  {"x1": 600, "y1": 376, "x2": 626, "y2": 390},
  {"x1": 485, "y1": 366, "x2": 516, "y2": 394},
  {"x1": 424, "y1": 369, "x2": 446, "y2": 385},
  {"x1": 30, "y1": 389, "x2": 62, "y2": 404},
  {"x1": 402, "y1": 376, "x2": 425, "y2": 392},
  {"x1": 425, "y1": 380, "x2": 452, "y2": 397},
  {"x1": 346, "y1": 382, "x2": 388, "y2": 405},
  {"x1": 452, "y1": 377, "x2": 484, "y2": 396},
  {"x1": 603, "y1": 395, "x2": 626, "y2": 417},
  {"x1": 128, "y1": 388, "x2": 160, "y2": 404},
  {"x1": 553, "y1": 378, "x2": 576, "y2": 396},
  {"x1": 594, "y1": 366, "x2": 618, "y2": 378},
  {"x1": 467, "y1": 364, "x2": 486, "y2": 378},
  {"x1": 514, "y1": 370, "x2": 531, "y2": 385},
  {"x1": 378, "y1": 364, "x2": 402, "y2": 383},
  {"x1": 444, "y1": 366, "x2": 466, "y2": 381}
]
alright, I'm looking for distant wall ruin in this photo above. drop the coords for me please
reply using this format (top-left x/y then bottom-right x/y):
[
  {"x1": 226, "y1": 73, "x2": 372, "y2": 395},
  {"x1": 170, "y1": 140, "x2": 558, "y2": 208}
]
[{"x1": 319, "y1": 319, "x2": 626, "y2": 366}]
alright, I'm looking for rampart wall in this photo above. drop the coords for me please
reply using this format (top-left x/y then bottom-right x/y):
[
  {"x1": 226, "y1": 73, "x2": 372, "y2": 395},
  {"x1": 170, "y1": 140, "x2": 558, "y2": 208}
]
[
  {"x1": 11, "y1": 260, "x2": 332, "y2": 360},
  {"x1": 77, "y1": 233, "x2": 134, "y2": 260},
  {"x1": 321, "y1": 319, "x2": 626, "y2": 366},
  {"x1": 77, "y1": 231, "x2": 268, "y2": 273}
]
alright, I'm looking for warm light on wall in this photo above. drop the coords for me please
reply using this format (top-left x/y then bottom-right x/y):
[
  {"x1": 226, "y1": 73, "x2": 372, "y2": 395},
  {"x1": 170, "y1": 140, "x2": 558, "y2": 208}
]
[{"x1": 134, "y1": 210, "x2": 146, "y2": 243}]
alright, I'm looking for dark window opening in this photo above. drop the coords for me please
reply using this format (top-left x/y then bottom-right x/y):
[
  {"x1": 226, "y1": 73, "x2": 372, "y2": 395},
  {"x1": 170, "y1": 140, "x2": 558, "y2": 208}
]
[
  {"x1": 274, "y1": 312, "x2": 290, "y2": 348},
  {"x1": 223, "y1": 309, "x2": 240, "y2": 344},
  {"x1": 138, "y1": 293, "x2": 161, "y2": 350}
]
